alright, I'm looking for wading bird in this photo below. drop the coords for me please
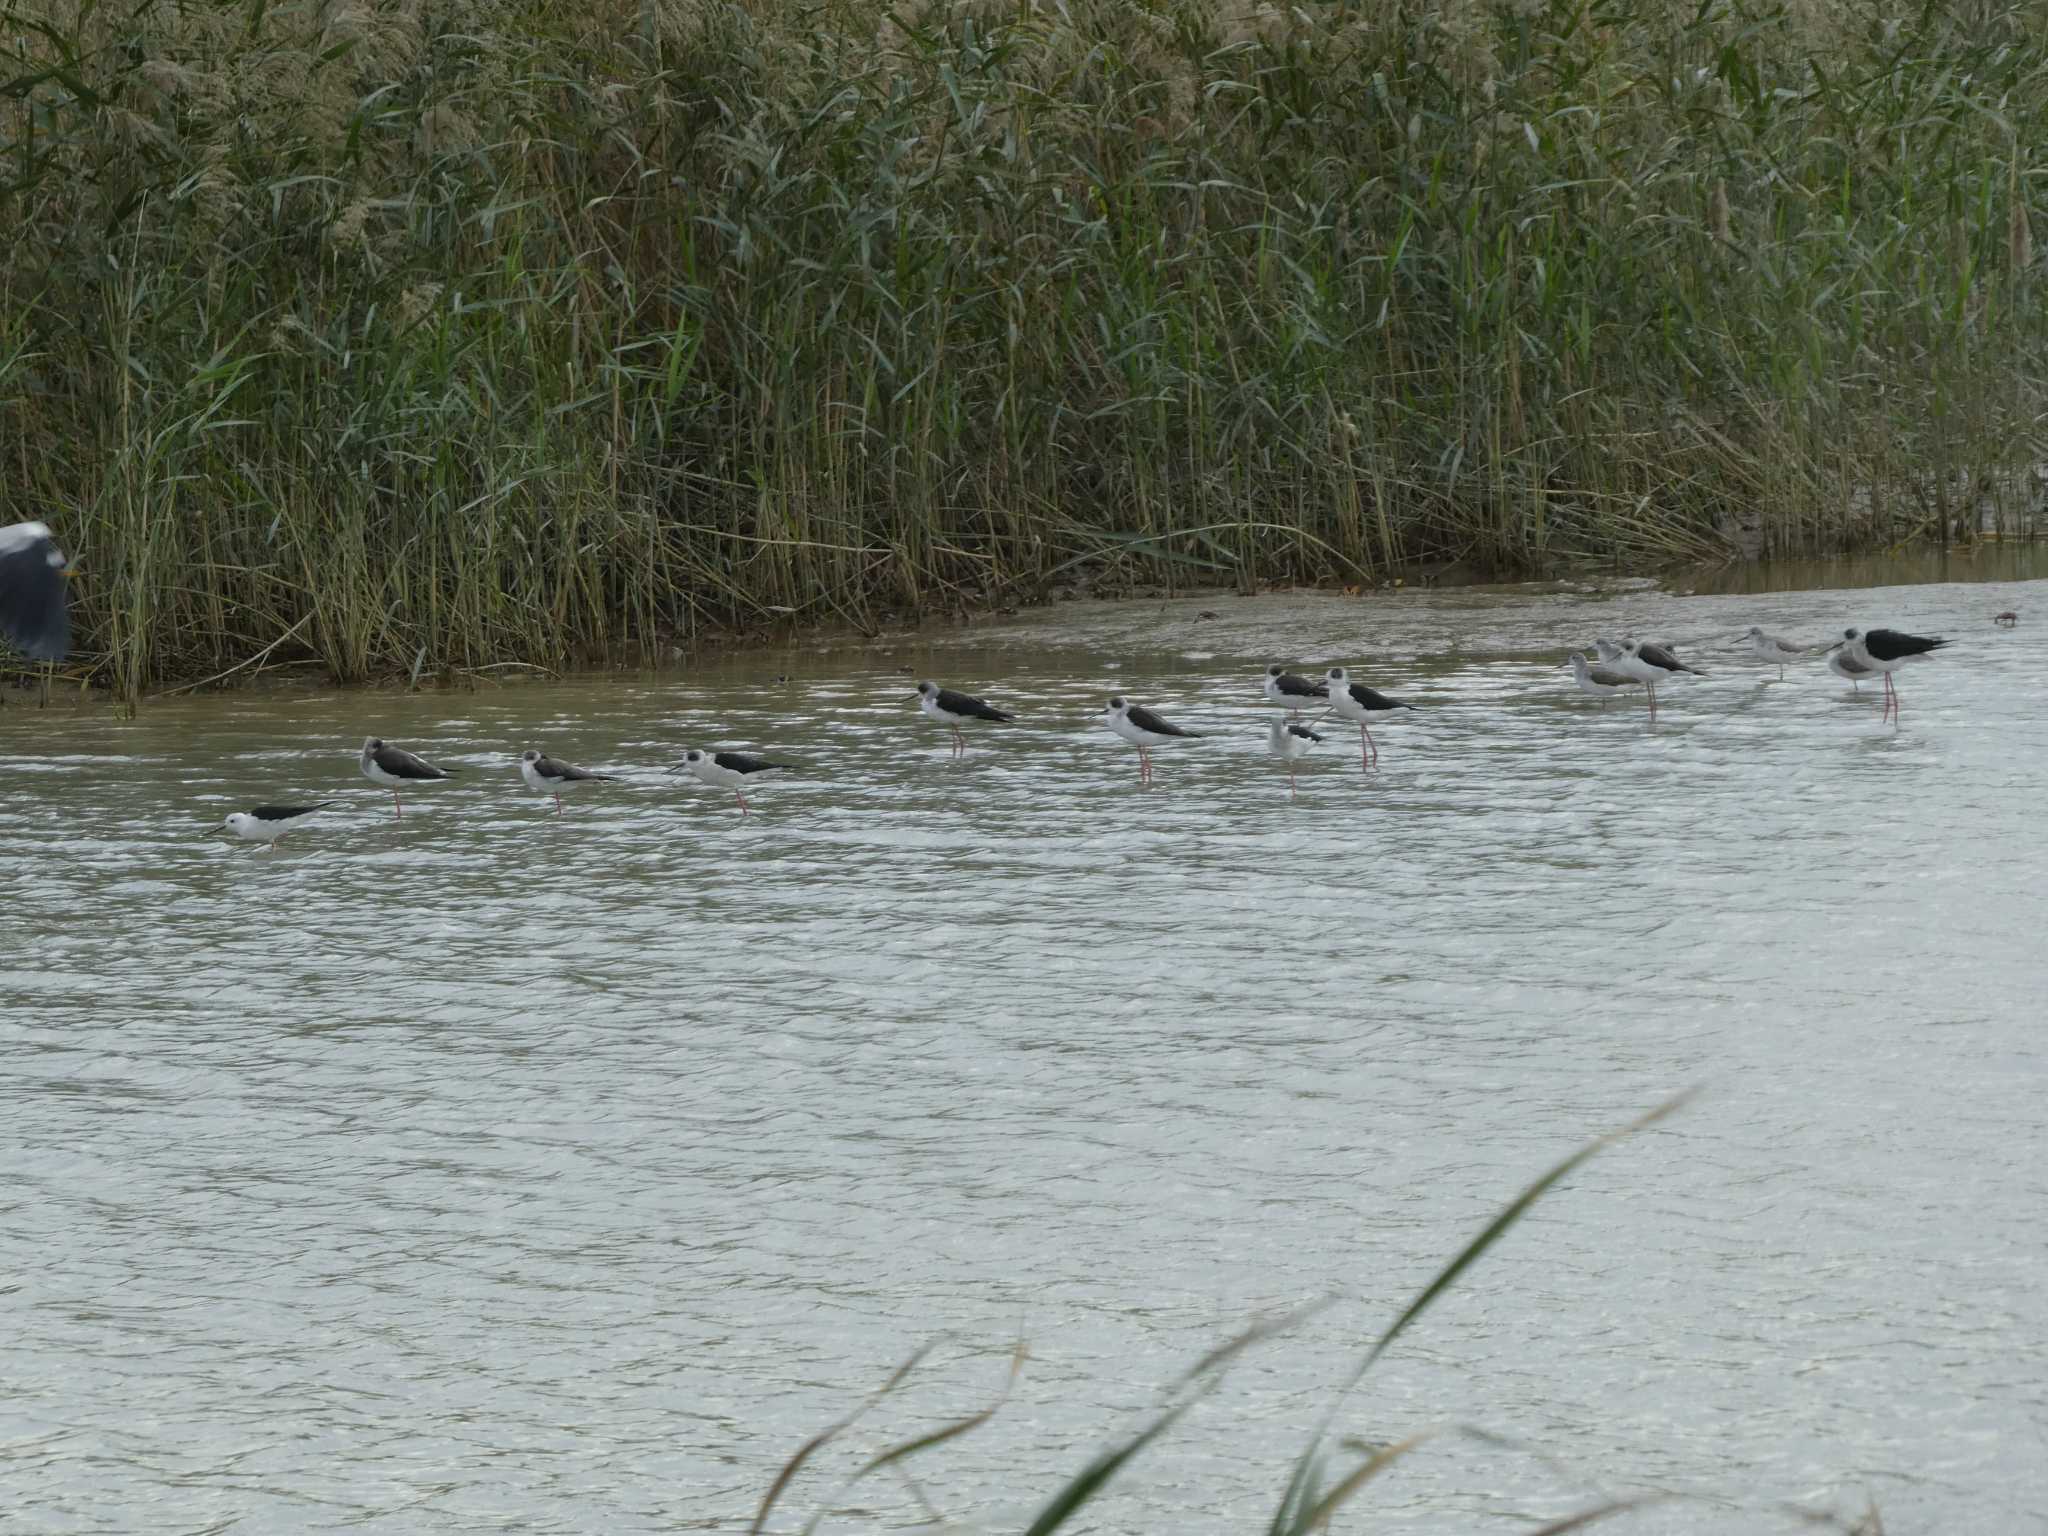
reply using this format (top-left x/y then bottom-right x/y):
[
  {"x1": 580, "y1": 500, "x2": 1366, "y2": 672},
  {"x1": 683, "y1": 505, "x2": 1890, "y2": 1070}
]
[
  {"x1": 1322, "y1": 666, "x2": 1417, "y2": 769},
  {"x1": 1267, "y1": 720, "x2": 1323, "y2": 799},
  {"x1": 360, "y1": 737, "x2": 457, "y2": 820},
  {"x1": 1827, "y1": 650, "x2": 1879, "y2": 693},
  {"x1": 1261, "y1": 664, "x2": 1327, "y2": 719},
  {"x1": 1742, "y1": 626, "x2": 1807, "y2": 681},
  {"x1": 1102, "y1": 696, "x2": 1201, "y2": 784},
  {"x1": 215, "y1": 802, "x2": 338, "y2": 851},
  {"x1": 1610, "y1": 641, "x2": 1704, "y2": 717},
  {"x1": 676, "y1": 748, "x2": 787, "y2": 816},
  {"x1": 518, "y1": 748, "x2": 616, "y2": 815},
  {"x1": 916, "y1": 681, "x2": 1014, "y2": 757},
  {"x1": 0, "y1": 520, "x2": 69, "y2": 661},
  {"x1": 1562, "y1": 652, "x2": 1644, "y2": 707},
  {"x1": 1825, "y1": 627, "x2": 1948, "y2": 723}
]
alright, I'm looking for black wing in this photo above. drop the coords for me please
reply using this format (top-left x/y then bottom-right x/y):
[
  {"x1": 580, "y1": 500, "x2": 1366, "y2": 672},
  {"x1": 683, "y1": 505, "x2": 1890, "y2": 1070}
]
[
  {"x1": 1347, "y1": 683, "x2": 1416, "y2": 711},
  {"x1": 1861, "y1": 628, "x2": 1948, "y2": 662},
  {"x1": 1276, "y1": 672, "x2": 1327, "y2": 699},
  {"x1": 936, "y1": 687, "x2": 1012, "y2": 722},
  {"x1": 0, "y1": 523, "x2": 69, "y2": 661},
  {"x1": 713, "y1": 751, "x2": 787, "y2": 775},
  {"x1": 373, "y1": 743, "x2": 453, "y2": 780},
  {"x1": 1125, "y1": 703, "x2": 1199, "y2": 738},
  {"x1": 1636, "y1": 642, "x2": 1702, "y2": 676},
  {"x1": 534, "y1": 755, "x2": 611, "y2": 782},
  {"x1": 252, "y1": 801, "x2": 338, "y2": 821},
  {"x1": 1285, "y1": 724, "x2": 1325, "y2": 743}
]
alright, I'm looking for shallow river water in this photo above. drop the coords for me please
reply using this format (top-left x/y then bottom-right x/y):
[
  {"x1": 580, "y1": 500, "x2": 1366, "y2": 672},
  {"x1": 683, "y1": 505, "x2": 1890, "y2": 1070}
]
[{"x1": 4, "y1": 562, "x2": 2045, "y2": 1534}]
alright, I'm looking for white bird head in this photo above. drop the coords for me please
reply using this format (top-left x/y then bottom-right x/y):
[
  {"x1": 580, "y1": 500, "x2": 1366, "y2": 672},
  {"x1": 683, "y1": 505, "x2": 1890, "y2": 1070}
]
[
  {"x1": 360, "y1": 736, "x2": 383, "y2": 757},
  {"x1": 1105, "y1": 696, "x2": 1129, "y2": 717},
  {"x1": 519, "y1": 749, "x2": 542, "y2": 765},
  {"x1": 916, "y1": 680, "x2": 937, "y2": 699},
  {"x1": 1325, "y1": 666, "x2": 1350, "y2": 685},
  {"x1": 1265, "y1": 664, "x2": 1285, "y2": 678}
]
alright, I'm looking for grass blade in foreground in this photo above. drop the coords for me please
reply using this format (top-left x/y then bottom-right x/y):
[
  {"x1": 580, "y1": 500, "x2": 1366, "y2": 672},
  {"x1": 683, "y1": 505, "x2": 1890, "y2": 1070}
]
[
  {"x1": 749, "y1": 1338, "x2": 941, "y2": 1536},
  {"x1": 1290, "y1": 1430, "x2": 1437, "y2": 1532},
  {"x1": 1524, "y1": 1494, "x2": 1674, "y2": 1534},
  {"x1": 790, "y1": 1343, "x2": 1032, "y2": 1536},
  {"x1": 1270, "y1": 1088, "x2": 1700, "y2": 1535},
  {"x1": 1019, "y1": 1300, "x2": 1328, "y2": 1536},
  {"x1": 1018, "y1": 1398, "x2": 1197, "y2": 1536},
  {"x1": 851, "y1": 1341, "x2": 1028, "y2": 1480}
]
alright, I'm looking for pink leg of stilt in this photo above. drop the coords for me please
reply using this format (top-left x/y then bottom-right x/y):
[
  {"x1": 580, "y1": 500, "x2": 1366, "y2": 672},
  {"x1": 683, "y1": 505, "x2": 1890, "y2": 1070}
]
[
  {"x1": 1359, "y1": 725, "x2": 1369, "y2": 770},
  {"x1": 737, "y1": 790, "x2": 750, "y2": 816},
  {"x1": 1363, "y1": 721, "x2": 1378, "y2": 766},
  {"x1": 1288, "y1": 766, "x2": 1297, "y2": 801},
  {"x1": 392, "y1": 791, "x2": 403, "y2": 821},
  {"x1": 554, "y1": 792, "x2": 563, "y2": 815}
]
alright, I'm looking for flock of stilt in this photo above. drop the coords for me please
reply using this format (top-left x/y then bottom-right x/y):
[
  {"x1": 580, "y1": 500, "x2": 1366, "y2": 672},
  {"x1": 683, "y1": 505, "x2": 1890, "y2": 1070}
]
[
  {"x1": 0, "y1": 519, "x2": 1992, "y2": 837},
  {"x1": 227, "y1": 622, "x2": 1963, "y2": 844},
  {"x1": 1567, "y1": 623, "x2": 1955, "y2": 725}
]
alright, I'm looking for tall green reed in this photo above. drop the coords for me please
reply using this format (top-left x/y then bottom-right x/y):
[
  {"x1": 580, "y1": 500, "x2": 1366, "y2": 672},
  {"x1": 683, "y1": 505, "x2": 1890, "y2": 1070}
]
[{"x1": 1, "y1": 0, "x2": 2042, "y2": 689}]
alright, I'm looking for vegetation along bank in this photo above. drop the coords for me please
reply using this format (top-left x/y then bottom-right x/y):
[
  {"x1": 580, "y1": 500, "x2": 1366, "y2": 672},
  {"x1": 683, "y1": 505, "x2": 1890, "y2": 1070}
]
[{"x1": 2, "y1": 0, "x2": 2043, "y2": 694}]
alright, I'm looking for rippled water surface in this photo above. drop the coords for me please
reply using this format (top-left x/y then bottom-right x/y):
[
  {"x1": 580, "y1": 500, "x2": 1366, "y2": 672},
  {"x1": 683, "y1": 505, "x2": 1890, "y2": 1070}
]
[{"x1": 6, "y1": 571, "x2": 2046, "y2": 1534}]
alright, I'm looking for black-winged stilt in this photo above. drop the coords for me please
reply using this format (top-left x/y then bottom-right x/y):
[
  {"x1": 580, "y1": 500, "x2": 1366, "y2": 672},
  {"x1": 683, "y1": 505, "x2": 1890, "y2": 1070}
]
[
  {"x1": 1102, "y1": 696, "x2": 1200, "y2": 783},
  {"x1": 1261, "y1": 664, "x2": 1327, "y2": 718},
  {"x1": 1610, "y1": 641, "x2": 1703, "y2": 717},
  {"x1": 916, "y1": 680, "x2": 1013, "y2": 756},
  {"x1": 518, "y1": 749, "x2": 616, "y2": 815},
  {"x1": 1742, "y1": 627, "x2": 1807, "y2": 680},
  {"x1": 1825, "y1": 627, "x2": 1948, "y2": 723},
  {"x1": 1562, "y1": 652, "x2": 1643, "y2": 706},
  {"x1": 1322, "y1": 666, "x2": 1416, "y2": 768},
  {"x1": 1266, "y1": 720, "x2": 1322, "y2": 799},
  {"x1": 360, "y1": 737, "x2": 456, "y2": 819},
  {"x1": 215, "y1": 802, "x2": 338, "y2": 850},
  {"x1": 0, "y1": 521, "x2": 70, "y2": 661},
  {"x1": 1994, "y1": 610, "x2": 2018, "y2": 628},
  {"x1": 677, "y1": 748, "x2": 787, "y2": 815}
]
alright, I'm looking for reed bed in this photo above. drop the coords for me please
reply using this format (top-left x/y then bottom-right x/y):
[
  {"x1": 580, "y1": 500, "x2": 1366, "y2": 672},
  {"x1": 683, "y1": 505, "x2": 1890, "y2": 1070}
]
[{"x1": 2, "y1": 0, "x2": 2044, "y2": 692}]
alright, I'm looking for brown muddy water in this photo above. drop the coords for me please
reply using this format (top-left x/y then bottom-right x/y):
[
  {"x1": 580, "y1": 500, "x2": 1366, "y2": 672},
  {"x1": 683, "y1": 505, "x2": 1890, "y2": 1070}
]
[{"x1": 4, "y1": 564, "x2": 2045, "y2": 1533}]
